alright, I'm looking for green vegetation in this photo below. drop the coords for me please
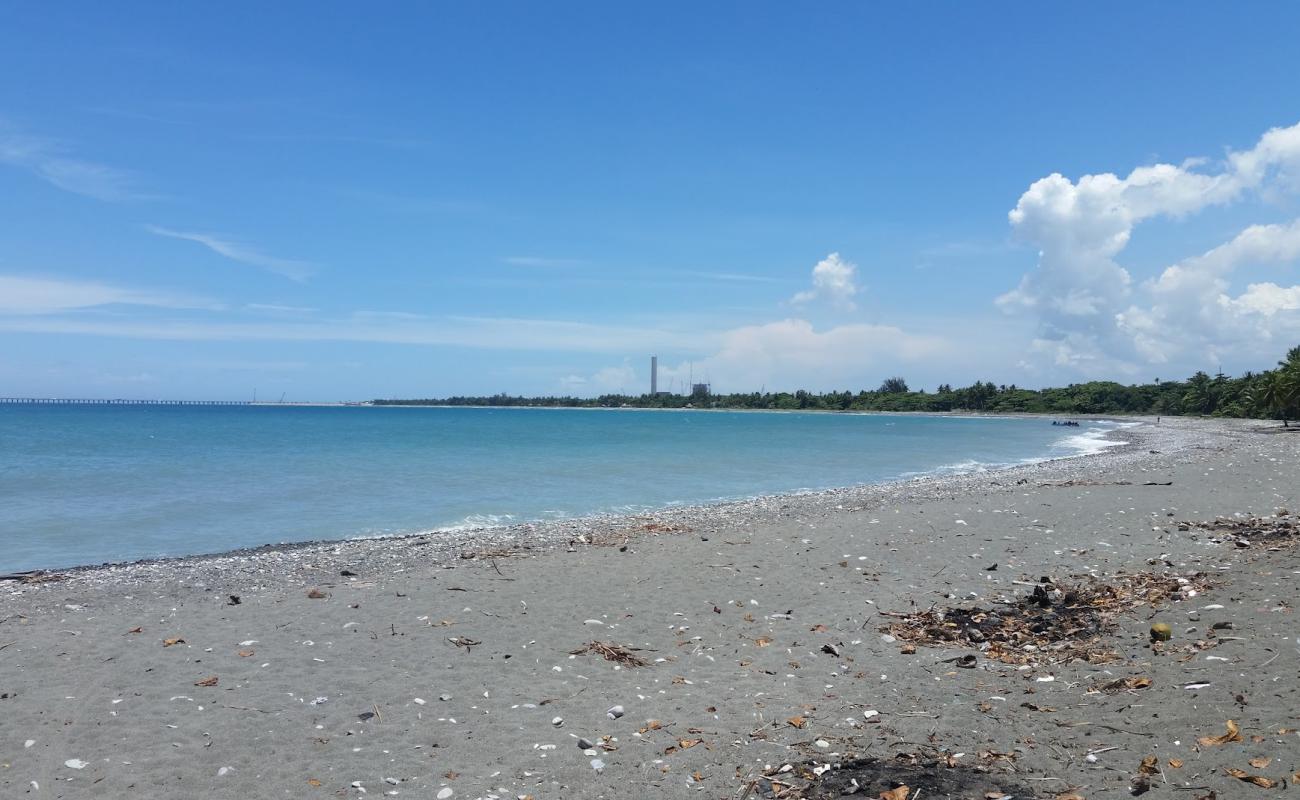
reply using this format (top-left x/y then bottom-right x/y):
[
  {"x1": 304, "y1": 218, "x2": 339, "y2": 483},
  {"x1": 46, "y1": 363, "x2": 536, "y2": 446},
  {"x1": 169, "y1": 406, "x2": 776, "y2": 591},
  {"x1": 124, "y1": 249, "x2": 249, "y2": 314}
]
[{"x1": 375, "y1": 345, "x2": 1300, "y2": 423}]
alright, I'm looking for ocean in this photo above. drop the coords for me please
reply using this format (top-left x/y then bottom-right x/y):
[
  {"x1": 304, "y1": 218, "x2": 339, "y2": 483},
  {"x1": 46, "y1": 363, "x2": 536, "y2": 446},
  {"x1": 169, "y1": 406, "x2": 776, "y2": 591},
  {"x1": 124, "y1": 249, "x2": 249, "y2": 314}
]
[{"x1": 0, "y1": 405, "x2": 1126, "y2": 571}]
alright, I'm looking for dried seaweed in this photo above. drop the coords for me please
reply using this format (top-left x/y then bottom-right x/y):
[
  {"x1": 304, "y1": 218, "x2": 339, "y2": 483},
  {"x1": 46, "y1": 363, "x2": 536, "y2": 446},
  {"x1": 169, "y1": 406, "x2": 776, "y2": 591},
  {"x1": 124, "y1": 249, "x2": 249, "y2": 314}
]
[
  {"x1": 570, "y1": 640, "x2": 651, "y2": 667},
  {"x1": 881, "y1": 571, "x2": 1214, "y2": 665},
  {"x1": 1181, "y1": 513, "x2": 1297, "y2": 547},
  {"x1": 746, "y1": 752, "x2": 1047, "y2": 799}
]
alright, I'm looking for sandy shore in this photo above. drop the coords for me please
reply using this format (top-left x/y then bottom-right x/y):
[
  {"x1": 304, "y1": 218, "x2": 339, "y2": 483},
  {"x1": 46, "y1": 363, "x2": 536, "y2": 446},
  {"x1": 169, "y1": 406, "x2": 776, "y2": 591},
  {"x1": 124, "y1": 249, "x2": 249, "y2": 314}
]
[{"x1": 2, "y1": 416, "x2": 1298, "y2": 799}]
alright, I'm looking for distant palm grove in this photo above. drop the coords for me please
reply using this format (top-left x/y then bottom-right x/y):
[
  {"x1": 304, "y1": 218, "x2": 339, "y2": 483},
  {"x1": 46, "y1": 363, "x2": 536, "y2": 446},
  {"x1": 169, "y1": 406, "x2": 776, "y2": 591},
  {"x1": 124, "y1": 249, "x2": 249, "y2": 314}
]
[{"x1": 376, "y1": 345, "x2": 1300, "y2": 423}]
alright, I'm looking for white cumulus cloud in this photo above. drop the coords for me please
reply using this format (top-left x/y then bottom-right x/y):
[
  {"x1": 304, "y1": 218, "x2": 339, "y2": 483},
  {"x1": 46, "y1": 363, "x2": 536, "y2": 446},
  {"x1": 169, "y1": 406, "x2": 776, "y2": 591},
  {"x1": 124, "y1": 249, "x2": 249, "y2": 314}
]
[
  {"x1": 1001, "y1": 121, "x2": 1300, "y2": 372},
  {"x1": 791, "y1": 253, "x2": 860, "y2": 310}
]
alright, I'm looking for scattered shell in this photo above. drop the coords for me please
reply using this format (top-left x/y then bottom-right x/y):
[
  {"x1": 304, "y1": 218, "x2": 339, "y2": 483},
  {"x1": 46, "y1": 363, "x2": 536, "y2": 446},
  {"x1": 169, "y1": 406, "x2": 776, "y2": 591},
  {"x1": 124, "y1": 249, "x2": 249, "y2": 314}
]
[
  {"x1": 64, "y1": 759, "x2": 88, "y2": 770},
  {"x1": 551, "y1": 716, "x2": 563, "y2": 727},
  {"x1": 437, "y1": 788, "x2": 454, "y2": 799}
]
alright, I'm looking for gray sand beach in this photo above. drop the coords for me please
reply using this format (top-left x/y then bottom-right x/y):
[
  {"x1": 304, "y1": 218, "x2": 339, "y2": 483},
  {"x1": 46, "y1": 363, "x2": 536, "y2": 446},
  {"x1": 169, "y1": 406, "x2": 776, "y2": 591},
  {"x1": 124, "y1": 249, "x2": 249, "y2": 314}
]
[{"x1": 2, "y1": 417, "x2": 1298, "y2": 799}]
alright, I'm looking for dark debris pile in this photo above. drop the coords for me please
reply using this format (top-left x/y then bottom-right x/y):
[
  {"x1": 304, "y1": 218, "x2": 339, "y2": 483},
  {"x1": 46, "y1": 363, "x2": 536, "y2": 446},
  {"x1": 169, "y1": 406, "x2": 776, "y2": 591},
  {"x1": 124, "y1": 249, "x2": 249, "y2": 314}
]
[
  {"x1": 747, "y1": 751, "x2": 1047, "y2": 799},
  {"x1": 881, "y1": 572, "x2": 1214, "y2": 665},
  {"x1": 1180, "y1": 512, "x2": 1296, "y2": 548}
]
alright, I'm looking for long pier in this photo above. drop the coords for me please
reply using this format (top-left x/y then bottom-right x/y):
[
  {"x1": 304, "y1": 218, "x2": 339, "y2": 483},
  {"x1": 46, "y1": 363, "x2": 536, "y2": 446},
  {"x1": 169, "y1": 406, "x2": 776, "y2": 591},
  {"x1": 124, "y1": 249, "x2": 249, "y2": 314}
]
[{"x1": 0, "y1": 398, "x2": 252, "y2": 406}]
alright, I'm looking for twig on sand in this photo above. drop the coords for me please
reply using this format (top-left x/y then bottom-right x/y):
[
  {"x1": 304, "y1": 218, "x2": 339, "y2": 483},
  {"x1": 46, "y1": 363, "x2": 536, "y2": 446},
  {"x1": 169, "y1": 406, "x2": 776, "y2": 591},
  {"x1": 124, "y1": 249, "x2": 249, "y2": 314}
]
[
  {"x1": 570, "y1": 640, "x2": 652, "y2": 667},
  {"x1": 0, "y1": 641, "x2": 16, "y2": 652},
  {"x1": 1052, "y1": 719, "x2": 1152, "y2": 736}
]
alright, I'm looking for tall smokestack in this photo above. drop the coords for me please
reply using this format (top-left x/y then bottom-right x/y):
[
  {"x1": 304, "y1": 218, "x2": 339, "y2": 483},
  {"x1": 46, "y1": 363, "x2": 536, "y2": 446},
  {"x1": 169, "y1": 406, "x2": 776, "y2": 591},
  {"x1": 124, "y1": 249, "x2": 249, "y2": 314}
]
[{"x1": 650, "y1": 355, "x2": 658, "y2": 394}]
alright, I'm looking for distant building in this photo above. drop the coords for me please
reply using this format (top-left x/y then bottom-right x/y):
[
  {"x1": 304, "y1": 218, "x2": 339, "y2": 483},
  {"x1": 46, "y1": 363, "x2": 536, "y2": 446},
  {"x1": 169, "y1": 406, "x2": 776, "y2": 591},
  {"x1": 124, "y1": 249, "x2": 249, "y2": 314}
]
[{"x1": 691, "y1": 383, "x2": 710, "y2": 397}]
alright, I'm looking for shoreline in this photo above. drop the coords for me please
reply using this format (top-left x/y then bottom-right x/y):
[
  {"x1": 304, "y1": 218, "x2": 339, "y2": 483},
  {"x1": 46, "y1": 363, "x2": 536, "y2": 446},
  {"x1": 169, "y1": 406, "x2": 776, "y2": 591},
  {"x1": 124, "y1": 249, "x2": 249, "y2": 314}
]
[
  {"x1": 2, "y1": 414, "x2": 1296, "y2": 799},
  {"x1": 11, "y1": 416, "x2": 1150, "y2": 580}
]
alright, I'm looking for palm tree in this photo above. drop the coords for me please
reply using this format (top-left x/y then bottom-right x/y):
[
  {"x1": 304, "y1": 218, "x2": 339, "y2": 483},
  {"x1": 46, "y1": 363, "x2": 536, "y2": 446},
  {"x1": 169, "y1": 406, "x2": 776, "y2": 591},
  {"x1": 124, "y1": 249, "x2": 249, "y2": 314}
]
[
  {"x1": 1250, "y1": 371, "x2": 1287, "y2": 425},
  {"x1": 1183, "y1": 371, "x2": 1215, "y2": 415}
]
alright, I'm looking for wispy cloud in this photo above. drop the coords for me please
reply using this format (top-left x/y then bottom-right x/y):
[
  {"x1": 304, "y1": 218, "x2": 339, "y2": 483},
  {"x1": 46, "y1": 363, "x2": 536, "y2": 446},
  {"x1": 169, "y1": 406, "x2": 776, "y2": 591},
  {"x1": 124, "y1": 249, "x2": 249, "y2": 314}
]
[
  {"x1": 146, "y1": 225, "x2": 315, "y2": 281},
  {"x1": 0, "y1": 123, "x2": 146, "y2": 202},
  {"x1": 501, "y1": 256, "x2": 588, "y2": 268},
  {"x1": 244, "y1": 303, "x2": 318, "y2": 314},
  {"x1": 676, "y1": 270, "x2": 783, "y2": 284},
  {"x1": 0, "y1": 309, "x2": 712, "y2": 354},
  {"x1": 0, "y1": 274, "x2": 218, "y2": 314}
]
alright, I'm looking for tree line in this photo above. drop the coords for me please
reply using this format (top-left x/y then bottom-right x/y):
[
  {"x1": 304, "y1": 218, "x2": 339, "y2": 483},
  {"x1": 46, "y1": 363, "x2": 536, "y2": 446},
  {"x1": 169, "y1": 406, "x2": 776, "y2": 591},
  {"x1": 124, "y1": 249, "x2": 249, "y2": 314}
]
[{"x1": 374, "y1": 345, "x2": 1300, "y2": 424}]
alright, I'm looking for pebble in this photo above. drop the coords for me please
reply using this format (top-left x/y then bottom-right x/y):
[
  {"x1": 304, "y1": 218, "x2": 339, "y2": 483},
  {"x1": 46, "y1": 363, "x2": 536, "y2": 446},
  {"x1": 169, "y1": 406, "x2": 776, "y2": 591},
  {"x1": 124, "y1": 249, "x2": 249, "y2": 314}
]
[
  {"x1": 437, "y1": 788, "x2": 454, "y2": 799},
  {"x1": 551, "y1": 716, "x2": 563, "y2": 727},
  {"x1": 606, "y1": 705, "x2": 624, "y2": 719},
  {"x1": 440, "y1": 694, "x2": 452, "y2": 701},
  {"x1": 590, "y1": 758, "x2": 606, "y2": 772},
  {"x1": 64, "y1": 759, "x2": 88, "y2": 770},
  {"x1": 576, "y1": 737, "x2": 594, "y2": 750},
  {"x1": 217, "y1": 766, "x2": 232, "y2": 777},
  {"x1": 24, "y1": 739, "x2": 35, "y2": 748}
]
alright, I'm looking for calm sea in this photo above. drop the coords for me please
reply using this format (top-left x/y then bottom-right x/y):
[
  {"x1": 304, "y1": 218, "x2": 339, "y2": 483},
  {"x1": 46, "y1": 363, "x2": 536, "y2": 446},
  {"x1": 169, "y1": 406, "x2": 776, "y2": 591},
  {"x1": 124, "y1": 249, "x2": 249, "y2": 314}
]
[{"x1": 0, "y1": 405, "x2": 1126, "y2": 571}]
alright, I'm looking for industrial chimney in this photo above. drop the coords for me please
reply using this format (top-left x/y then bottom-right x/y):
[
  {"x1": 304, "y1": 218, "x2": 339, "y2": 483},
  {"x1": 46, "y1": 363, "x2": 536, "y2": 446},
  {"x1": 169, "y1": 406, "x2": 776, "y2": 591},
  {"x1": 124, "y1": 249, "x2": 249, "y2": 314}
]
[{"x1": 650, "y1": 355, "x2": 658, "y2": 394}]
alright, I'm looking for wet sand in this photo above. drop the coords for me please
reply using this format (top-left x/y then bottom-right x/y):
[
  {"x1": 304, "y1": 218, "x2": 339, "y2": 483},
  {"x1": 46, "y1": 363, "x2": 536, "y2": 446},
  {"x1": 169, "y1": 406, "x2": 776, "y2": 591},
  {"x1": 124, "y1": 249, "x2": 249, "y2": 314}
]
[{"x1": 2, "y1": 416, "x2": 1297, "y2": 799}]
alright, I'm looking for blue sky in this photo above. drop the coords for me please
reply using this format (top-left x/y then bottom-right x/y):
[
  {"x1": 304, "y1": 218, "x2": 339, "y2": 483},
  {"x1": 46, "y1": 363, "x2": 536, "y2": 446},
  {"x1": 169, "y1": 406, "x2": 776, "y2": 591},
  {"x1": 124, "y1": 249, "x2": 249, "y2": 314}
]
[{"x1": 3, "y1": 3, "x2": 1300, "y2": 399}]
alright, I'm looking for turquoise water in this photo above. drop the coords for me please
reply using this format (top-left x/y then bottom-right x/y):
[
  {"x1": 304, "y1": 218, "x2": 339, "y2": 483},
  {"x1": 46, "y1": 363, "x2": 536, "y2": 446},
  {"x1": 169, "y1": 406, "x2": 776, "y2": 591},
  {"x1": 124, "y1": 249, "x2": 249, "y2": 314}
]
[{"x1": 0, "y1": 405, "x2": 1125, "y2": 571}]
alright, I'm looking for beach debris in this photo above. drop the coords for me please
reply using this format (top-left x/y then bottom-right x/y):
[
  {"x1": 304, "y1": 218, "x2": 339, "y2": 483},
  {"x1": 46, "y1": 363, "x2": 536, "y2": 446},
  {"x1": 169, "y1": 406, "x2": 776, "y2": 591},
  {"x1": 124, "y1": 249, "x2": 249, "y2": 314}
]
[
  {"x1": 306, "y1": 588, "x2": 328, "y2": 599},
  {"x1": 237, "y1": 648, "x2": 254, "y2": 657},
  {"x1": 1150, "y1": 622, "x2": 1172, "y2": 642},
  {"x1": 163, "y1": 637, "x2": 185, "y2": 647},
  {"x1": 1180, "y1": 514, "x2": 1298, "y2": 548},
  {"x1": 1196, "y1": 719, "x2": 1242, "y2": 746},
  {"x1": 0, "y1": 570, "x2": 65, "y2": 584},
  {"x1": 1093, "y1": 675, "x2": 1152, "y2": 693},
  {"x1": 880, "y1": 571, "x2": 1214, "y2": 665},
  {"x1": 569, "y1": 641, "x2": 650, "y2": 667},
  {"x1": 194, "y1": 676, "x2": 219, "y2": 687},
  {"x1": 127, "y1": 626, "x2": 142, "y2": 634},
  {"x1": 606, "y1": 704, "x2": 625, "y2": 719},
  {"x1": 227, "y1": 595, "x2": 241, "y2": 605},
  {"x1": 1226, "y1": 768, "x2": 1279, "y2": 788},
  {"x1": 744, "y1": 753, "x2": 1042, "y2": 799},
  {"x1": 446, "y1": 636, "x2": 481, "y2": 651}
]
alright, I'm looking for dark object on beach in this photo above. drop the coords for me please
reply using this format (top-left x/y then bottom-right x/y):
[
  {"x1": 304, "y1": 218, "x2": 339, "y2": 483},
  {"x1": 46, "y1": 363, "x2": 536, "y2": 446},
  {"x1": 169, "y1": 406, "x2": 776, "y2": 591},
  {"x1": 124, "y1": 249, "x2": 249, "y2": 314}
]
[
  {"x1": 1180, "y1": 514, "x2": 1298, "y2": 547},
  {"x1": 570, "y1": 640, "x2": 651, "y2": 667},
  {"x1": 227, "y1": 595, "x2": 241, "y2": 605},
  {"x1": 759, "y1": 752, "x2": 1047, "y2": 799},
  {"x1": 446, "y1": 636, "x2": 481, "y2": 652},
  {"x1": 358, "y1": 711, "x2": 376, "y2": 722},
  {"x1": 0, "y1": 570, "x2": 65, "y2": 584},
  {"x1": 880, "y1": 571, "x2": 1214, "y2": 665},
  {"x1": 984, "y1": 562, "x2": 998, "y2": 571},
  {"x1": 340, "y1": 569, "x2": 357, "y2": 577}
]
